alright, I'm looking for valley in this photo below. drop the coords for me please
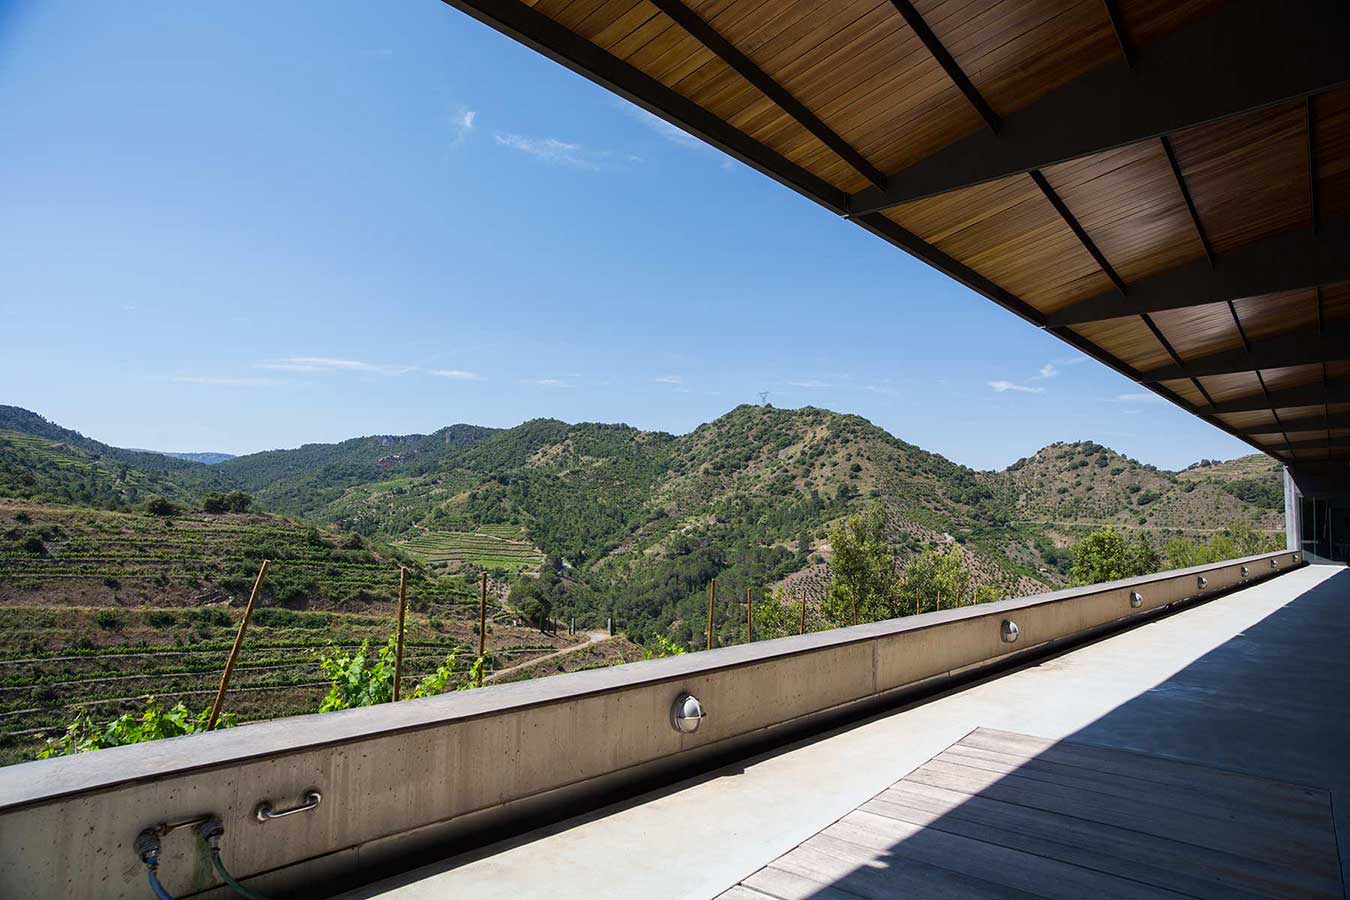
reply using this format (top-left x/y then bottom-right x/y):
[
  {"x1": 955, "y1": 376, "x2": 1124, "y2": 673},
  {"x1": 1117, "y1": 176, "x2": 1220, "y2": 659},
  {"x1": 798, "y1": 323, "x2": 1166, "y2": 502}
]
[{"x1": 0, "y1": 403, "x2": 1283, "y2": 765}]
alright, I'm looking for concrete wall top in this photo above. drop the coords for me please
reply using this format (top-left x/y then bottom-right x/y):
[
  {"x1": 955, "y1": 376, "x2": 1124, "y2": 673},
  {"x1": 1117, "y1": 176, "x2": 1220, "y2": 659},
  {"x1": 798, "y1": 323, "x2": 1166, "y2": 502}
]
[{"x1": 0, "y1": 549, "x2": 1299, "y2": 814}]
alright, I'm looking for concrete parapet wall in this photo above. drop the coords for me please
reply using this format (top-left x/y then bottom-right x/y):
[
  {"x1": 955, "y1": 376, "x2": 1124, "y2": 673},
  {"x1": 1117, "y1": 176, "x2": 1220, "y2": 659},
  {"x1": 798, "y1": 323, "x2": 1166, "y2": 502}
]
[{"x1": 0, "y1": 550, "x2": 1304, "y2": 898}]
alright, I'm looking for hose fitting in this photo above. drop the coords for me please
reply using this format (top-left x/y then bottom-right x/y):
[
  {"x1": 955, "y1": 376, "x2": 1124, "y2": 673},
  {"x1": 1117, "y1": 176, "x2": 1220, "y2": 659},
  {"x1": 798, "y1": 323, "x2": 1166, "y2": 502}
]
[{"x1": 134, "y1": 828, "x2": 162, "y2": 869}]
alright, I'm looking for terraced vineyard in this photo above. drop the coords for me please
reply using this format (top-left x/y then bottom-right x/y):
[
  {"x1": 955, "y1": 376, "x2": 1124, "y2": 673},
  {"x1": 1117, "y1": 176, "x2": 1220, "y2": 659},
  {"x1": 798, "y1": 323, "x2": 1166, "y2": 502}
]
[
  {"x1": 0, "y1": 605, "x2": 584, "y2": 764},
  {"x1": 398, "y1": 526, "x2": 545, "y2": 574},
  {"x1": 0, "y1": 429, "x2": 186, "y2": 510},
  {"x1": 0, "y1": 500, "x2": 586, "y2": 764},
  {"x1": 0, "y1": 501, "x2": 482, "y2": 611}
]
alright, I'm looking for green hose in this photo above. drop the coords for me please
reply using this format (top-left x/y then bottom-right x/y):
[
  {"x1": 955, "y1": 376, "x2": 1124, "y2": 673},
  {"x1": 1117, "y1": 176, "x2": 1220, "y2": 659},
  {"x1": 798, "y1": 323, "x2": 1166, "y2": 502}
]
[
  {"x1": 198, "y1": 835, "x2": 269, "y2": 900},
  {"x1": 211, "y1": 851, "x2": 269, "y2": 900}
]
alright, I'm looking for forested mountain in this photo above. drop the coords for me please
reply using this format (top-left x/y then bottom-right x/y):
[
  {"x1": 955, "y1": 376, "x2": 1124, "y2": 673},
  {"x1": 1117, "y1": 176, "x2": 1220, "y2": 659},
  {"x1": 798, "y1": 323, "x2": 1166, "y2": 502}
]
[{"x1": 0, "y1": 404, "x2": 1283, "y2": 642}]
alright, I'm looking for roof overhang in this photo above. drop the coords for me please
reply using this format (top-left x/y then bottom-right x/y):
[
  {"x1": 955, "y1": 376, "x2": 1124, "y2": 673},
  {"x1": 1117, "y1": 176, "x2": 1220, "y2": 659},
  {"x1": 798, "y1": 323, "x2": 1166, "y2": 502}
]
[{"x1": 442, "y1": 0, "x2": 1350, "y2": 464}]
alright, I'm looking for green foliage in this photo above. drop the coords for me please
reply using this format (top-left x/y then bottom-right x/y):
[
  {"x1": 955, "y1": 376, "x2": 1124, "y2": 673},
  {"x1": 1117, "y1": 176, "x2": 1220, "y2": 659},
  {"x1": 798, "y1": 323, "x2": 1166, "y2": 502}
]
[
  {"x1": 144, "y1": 496, "x2": 180, "y2": 517},
  {"x1": 202, "y1": 491, "x2": 254, "y2": 514},
  {"x1": 822, "y1": 505, "x2": 898, "y2": 626},
  {"x1": 316, "y1": 633, "x2": 462, "y2": 712},
  {"x1": 899, "y1": 545, "x2": 973, "y2": 615},
  {"x1": 1164, "y1": 518, "x2": 1284, "y2": 568},
  {"x1": 36, "y1": 698, "x2": 231, "y2": 758},
  {"x1": 642, "y1": 635, "x2": 688, "y2": 659},
  {"x1": 1069, "y1": 527, "x2": 1160, "y2": 586}
]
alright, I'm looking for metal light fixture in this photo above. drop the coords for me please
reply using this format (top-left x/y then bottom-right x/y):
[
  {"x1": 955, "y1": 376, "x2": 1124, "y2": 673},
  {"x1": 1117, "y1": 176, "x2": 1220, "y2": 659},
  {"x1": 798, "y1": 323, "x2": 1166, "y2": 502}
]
[
  {"x1": 671, "y1": 693, "x2": 705, "y2": 734},
  {"x1": 1001, "y1": 619, "x2": 1019, "y2": 643},
  {"x1": 1271, "y1": 558, "x2": 1279, "y2": 568},
  {"x1": 1197, "y1": 576, "x2": 1208, "y2": 589},
  {"x1": 1241, "y1": 566, "x2": 1250, "y2": 577},
  {"x1": 1129, "y1": 591, "x2": 1143, "y2": 609}
]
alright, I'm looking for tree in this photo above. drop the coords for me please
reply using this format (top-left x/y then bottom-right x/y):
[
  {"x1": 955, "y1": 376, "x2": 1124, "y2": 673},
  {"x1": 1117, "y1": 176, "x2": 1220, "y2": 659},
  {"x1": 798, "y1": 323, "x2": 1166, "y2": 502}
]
[
  {"x1": 144, "y1": 496, "x2": 179, "y2": 517},
  {"x1": 1070, "y1": 527, "x2": 1160, "y2": 586},
  {"x1": 900, "y1": 544, "x2": 974, "y2": 614},
  {"x1": 822, "y1": 505, "x2": 899, "y2": 626}
]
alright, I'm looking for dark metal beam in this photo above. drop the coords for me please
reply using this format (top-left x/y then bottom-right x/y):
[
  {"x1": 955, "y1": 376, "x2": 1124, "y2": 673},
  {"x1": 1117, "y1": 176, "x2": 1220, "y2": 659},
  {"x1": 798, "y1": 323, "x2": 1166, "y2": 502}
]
[
  {"x1": 887, "y1": 0, "x2": 1000, "y2": 133},
  {"x1": 1276, "y1": 435, "x2": 1350, "y2": 453},
  {"x1": 1204, "y1": 377, "x2": 1350, "y2": 414},
  {"x1": 1102, "y1": 0, "x2": 1133, "y2": 68},
  {"x1": 1141, "y1": 326, "x2": 1350, "y2": 381},
  {"x1": 850, "y1": 211, "x2": 1269, "y2": 455},
  {"x1": 646, "y1": 0, "x2": 887, "y2": 189},
  {"x1": 1162, "y1": 136, "x2": 1214, "y2": 266},
  {"x1": 440, "y1": 0, "x2": 848, "y2": 214},
  {"x1": 847, "y1": 0, "x2": 1350, "y2": 215},
  {"x1": 1047, "y1": 221, "x2": 1350, "y2": 326},
  {"x1": 1031, "y1": 170, "x2": 1128, "y2": 294},
  {"x1": 1243, "y1": 412, "x2": 1350, "y2": 436}
]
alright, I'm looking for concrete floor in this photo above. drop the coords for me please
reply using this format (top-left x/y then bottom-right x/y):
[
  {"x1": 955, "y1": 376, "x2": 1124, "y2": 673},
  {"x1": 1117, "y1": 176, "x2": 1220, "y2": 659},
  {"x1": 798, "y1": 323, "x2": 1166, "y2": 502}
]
[{"x1": 341, "y1": 565, "x2": 1350, "y2": 900}]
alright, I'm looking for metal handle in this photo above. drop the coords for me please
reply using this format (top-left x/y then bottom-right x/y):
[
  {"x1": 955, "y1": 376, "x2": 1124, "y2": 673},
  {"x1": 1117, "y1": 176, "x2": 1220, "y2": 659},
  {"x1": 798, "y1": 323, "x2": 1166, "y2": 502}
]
[{"x1": 255, "y1": 790, "x2": 321, "y2": 822}]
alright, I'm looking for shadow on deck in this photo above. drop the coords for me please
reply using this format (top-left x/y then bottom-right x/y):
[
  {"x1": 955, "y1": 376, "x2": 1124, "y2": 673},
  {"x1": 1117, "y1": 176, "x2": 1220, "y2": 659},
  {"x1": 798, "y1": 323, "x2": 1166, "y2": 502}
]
[{"x1": 727, "y1": 568, "x2": 1350, "y2": 900}]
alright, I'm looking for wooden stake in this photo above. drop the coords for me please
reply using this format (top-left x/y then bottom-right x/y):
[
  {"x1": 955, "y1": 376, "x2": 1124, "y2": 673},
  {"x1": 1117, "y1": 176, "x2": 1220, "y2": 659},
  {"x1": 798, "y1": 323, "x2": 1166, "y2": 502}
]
[
  {"x1": 746, "y1": 586, "x2": 752, "y2": 643},
  {"x1": 799, "y1": 593, "x2": 807, "y2": 635},
  {"x1": 477, "y1": 572, "x2": 487, "y2": 687},
  {"x1": 706, "y1": 578, "x2": 716, "y2": 650},
  {"x1": 206, "y1": 559, "x2": 268, "y2": 731},
  {"x1": 392, "y1": 567, "x2": 407, "y2": 702}
]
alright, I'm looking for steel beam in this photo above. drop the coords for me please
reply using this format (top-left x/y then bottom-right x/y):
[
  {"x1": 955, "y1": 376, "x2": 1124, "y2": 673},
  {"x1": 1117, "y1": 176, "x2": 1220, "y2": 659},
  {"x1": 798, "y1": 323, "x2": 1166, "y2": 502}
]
[
  {"x1": 1204, "y1": 378, "x2": 1350, "y2": 414},
  {"x1": 888, "y1": 0, "x2": 999, "y2": 132},
  {"x1": 847, "y1": 0, "x2": 1350, "y2": 215},
  {"x1": 1277, "y1": 435, "x2": 1350, "y2": 453},
  {"x1": 1242, "y1": 412, "x2": 1350, "y2": 436},
  {"x1": 1141, "y1": 327, "x2": 1350, "y2": 381},
  {"x1": 647, "y1": 0, "x2": 888, "y2": 189},
  {"x1": 1048, "y1": 221, "x2": 1350, "y2": 326}
]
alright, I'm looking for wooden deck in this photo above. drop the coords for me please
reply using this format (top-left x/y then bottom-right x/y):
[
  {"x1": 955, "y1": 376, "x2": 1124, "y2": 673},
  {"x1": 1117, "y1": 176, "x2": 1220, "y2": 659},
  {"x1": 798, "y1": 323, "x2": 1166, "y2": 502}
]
[{"x1": 722, "y1": 728, "x2": 1344, "y2": 900}]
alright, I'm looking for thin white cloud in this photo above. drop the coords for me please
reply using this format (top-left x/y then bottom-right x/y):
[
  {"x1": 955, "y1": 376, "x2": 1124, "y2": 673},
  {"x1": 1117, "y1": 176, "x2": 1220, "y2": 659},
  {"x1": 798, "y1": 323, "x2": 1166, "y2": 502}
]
[
  {"x1": 524, "y1": 378, "x2": 573, "y2": 388},
  {"x1": 260, "y1": 357, "x2": 410, "y2": 376},
  {"x1": 1033, "y1": 363, "x2": 1058, "y2": 380},
  {"x1": 624, "y1": 105, "x2": 705, "y2": 150},
  {"x1": 495, "y1": 133, "x2": 600, "y2": 169},
  {"x1": 655, "y1": 375, "x2": 683, "y2": 385},
  {"x1": 790, "y1": 380, "x2": 831, "y2": 389},
  {"x1": 989, "y1": 380, "x2": 1045, "y2": 394},
  {"x1": 174, "y1": 376, "x2": 273, "y2": 387},
  {"x1": 1058, "y1": 355, "x2": 1091, "y2": 366},
  {"x1": 429, "y1": 369, "x2": 483, "y2": 381},
  {"x1": 1108, "y1": 392, "x2": 1164, "y2": 403},
  {"x1": 452, "y1": 109, "x2": 476, "y2": 145}
]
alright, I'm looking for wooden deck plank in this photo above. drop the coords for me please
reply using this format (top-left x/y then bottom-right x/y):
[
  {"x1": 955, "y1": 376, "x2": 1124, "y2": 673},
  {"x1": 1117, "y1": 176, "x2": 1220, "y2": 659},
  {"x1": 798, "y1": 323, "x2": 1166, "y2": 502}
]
[
  {"x1": 962, "y1": 728, "x2": 1331, "y2": 812},
  {"x1": 775, "y1": 838, "x2": 1040, "y2": 900},
  {"x1": 740, "y1": 866, "x2": 869, "y2": 900},
  {"x1": 905, "y1": 758, "x2": 1340, "y2": 877},
  {"x1": 864, "y1": 793, "x2": 1308, "y2": 900},
  {"x1": 725, "y1": 729, "x2": 1344, "y2": 900},
  {"x1": 880, "y1": 780, "x2": 1341, "y2": 900},
  {"x1": 941, "y1": 741, "x2": 1331, "y2": 825},
  {"x1": 934, "y1": 745, "x2": 1332, "y2": 835},
  {"x1": 825, "y1": 812, "x2": 1194, "y2": 900},
  {"x1": 714, "y1": 887, "x2": 779, "y2": 900}
]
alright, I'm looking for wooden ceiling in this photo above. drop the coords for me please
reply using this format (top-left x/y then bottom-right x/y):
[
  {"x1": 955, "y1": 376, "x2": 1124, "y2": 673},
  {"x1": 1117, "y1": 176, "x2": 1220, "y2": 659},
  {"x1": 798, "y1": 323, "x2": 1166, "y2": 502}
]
[{"x1": 445, "y1": 0, "x2": 1350, "y2": 463}]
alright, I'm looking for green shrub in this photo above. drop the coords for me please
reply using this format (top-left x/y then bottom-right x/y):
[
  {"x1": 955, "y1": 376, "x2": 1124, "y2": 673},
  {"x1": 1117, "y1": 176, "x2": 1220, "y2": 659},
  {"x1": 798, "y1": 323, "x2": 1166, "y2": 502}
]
[
  {"x1": 94, "y1": 609, "x2": 124, "y2": 631},
  {"x1": 37, "y1": 699, "x2": 232, "y2": 758}
]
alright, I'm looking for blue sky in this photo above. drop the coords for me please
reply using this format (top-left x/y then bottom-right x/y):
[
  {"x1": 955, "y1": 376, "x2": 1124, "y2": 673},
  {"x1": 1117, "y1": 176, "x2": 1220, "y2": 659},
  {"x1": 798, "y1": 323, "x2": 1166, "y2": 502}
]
[{"x1": 0, "y1": 1, "x2": 1256, "y2": 471}]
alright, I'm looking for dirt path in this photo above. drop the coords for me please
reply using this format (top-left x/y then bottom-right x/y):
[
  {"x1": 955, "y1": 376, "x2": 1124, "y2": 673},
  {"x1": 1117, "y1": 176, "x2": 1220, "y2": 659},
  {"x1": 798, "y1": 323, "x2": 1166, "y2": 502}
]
[{"x1": 483, "y1": 631, "x2": 611, "y2": 684}]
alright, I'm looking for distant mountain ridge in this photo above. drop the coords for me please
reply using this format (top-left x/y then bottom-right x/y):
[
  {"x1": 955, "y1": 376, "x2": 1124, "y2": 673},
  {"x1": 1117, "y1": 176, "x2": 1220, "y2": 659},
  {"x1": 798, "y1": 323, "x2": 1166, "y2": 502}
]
[
  {"x1": 128, "y1": 449, "x2": 237, "y2": 465},
  {"x1": 0, "y1": 403, "x2": 1283, "y2": 639}
]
